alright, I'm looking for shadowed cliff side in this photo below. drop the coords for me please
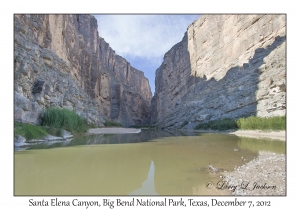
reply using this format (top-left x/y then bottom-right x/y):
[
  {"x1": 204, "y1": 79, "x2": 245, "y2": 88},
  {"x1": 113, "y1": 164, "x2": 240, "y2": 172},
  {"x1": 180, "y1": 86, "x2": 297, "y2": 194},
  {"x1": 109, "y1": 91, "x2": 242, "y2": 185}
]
[
  {"x1": 152, "y1": 15, "x2": 286, "y2": 129},
  {"x1": 14, "y1": 14, "x2": 152, "y2": 127}
]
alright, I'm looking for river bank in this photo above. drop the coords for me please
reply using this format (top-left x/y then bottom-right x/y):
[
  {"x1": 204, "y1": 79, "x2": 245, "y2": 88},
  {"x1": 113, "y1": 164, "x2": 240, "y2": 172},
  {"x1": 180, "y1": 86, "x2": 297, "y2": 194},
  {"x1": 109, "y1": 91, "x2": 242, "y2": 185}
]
[
  {"x1": 229, "y1": 130, "x2": 285, "y2": 141},
  {"x1": 193, "y1": 129, "x2": 285, "y2": 141},
  {"x1": 14, "y1": 127, "x2": 142, "y2": 147},
  {"x1": 193, "y1": 128, "x2": 286, "y2": 195},
  {"x1": 222, "y1": 152, "x2": 286, "y2": 195}
]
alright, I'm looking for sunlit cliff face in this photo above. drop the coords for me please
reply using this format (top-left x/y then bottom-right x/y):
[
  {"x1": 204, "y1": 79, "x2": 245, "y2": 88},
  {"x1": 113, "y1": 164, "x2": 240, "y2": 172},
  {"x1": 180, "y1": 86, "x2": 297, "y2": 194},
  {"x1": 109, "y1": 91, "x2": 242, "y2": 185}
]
[{"x1": 187, "y1": 15, "x2": 285, "y2": 81}]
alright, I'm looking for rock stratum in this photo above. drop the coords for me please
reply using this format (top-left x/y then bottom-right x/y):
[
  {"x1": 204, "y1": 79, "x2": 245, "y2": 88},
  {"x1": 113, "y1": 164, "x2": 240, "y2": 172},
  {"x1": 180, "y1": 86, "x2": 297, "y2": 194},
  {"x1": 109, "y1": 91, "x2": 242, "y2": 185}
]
[
  {"x1": 14, "y1": 14, "x2": 152, "y2": 127},
  {"x1": 151, "y1": 15, "x2": 286, "y2": 129}
]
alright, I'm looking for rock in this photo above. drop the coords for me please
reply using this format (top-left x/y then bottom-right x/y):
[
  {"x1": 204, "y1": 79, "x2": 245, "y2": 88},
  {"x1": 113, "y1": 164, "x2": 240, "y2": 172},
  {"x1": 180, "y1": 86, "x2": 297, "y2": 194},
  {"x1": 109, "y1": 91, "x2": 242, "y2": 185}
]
[
  {"x1": 14, "y1": 135, "x2": 27, "y2": 147},
  {"x1": 206, "y1": 164, "x2": 223, "y2": 174},
  {"x1": 14, "y1": 92, "x2": 30, "y2": 111},
  {"x1": 152, "y1": 15, "x2": 286, "y2": 129},
  {"x1": 62, "y1": 130, "x2": 73, "y2": 139},
  {"x1": 43, "y1": 135, "x2": 64, "y2": 141},
  {"x1": 26, "y1": 139, "x2": 47, "y2": 143}
]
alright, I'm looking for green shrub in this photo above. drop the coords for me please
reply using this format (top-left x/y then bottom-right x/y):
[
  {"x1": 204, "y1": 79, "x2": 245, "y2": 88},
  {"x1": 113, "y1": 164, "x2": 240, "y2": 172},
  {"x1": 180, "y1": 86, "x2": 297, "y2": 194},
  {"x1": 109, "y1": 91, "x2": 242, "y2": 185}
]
[
  {"x1": 103, "y1": 119, "x2": 123, "y2": 127},
  {"x1": 236, "y1": 116, "x2": 286, "y2": 131},
  {"x1": 41, "y1": 107, "x2": 88, "y2": 133},
  {"x1": 194, "y1": 118, "x2": 238, "y2": 131},
  {"x1": 14, "y1": 122, "x2": 48, "y2": 140},
  {"x1": 194, "y1": 116, "x2": 286, "y2": 131}
]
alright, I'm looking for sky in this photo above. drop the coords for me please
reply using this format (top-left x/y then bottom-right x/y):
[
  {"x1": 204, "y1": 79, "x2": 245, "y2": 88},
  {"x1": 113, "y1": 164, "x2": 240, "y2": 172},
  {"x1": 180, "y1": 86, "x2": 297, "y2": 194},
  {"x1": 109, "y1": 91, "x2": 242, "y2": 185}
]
[{"x1": 94, "y1": 15, "x2": 200, "y2": 95}]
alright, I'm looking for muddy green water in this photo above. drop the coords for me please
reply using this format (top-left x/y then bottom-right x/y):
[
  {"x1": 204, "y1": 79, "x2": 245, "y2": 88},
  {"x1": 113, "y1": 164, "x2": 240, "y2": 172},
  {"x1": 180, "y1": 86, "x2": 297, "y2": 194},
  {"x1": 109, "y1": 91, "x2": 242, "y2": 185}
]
[{"x1": 14, "y1": 130, "x2": 285, "y2": 196}]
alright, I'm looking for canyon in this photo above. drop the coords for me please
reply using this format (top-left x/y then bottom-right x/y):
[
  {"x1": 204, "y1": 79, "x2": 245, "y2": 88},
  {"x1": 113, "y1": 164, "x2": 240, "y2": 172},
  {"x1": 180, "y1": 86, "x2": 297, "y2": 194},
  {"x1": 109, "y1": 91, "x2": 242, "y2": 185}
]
[{"x1": 14, "y1": 14, "x2": 286, "y2": 129}]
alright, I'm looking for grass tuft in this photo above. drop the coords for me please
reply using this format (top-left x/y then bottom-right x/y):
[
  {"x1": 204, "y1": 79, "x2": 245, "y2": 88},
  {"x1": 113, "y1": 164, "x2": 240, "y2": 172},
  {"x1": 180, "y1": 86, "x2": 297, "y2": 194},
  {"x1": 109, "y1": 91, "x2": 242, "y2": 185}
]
[
  {"x1": 14, "y1": 122, "x2": 48, "y2": 140},
  {"x1": 41, "y1": 107, "x2": 88, "y2": 133},
  {"x1": 194, "y1": 116, "x2": 286, "y2": 131},
  {"x1": 236, "y1": 116, "x2": 286, "y2": 131}
]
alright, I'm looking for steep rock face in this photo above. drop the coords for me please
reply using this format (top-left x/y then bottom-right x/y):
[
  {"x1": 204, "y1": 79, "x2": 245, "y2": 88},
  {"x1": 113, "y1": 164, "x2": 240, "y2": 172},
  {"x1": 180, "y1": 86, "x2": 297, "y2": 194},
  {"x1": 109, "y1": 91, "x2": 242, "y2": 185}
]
[
  {"x1": 152, "y1": 15, "x2": 286, "y2": 129},
  {"x1": 14, "y1": 14, "x2": 152, "y2": 126}
]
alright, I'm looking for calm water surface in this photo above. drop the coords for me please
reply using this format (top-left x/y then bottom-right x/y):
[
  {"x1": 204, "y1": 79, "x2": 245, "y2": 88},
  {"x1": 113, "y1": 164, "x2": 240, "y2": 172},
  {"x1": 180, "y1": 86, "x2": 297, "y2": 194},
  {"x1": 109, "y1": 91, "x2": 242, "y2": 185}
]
[{"x1": 14, "y1": 130, "x2": 285, "y2": 195}]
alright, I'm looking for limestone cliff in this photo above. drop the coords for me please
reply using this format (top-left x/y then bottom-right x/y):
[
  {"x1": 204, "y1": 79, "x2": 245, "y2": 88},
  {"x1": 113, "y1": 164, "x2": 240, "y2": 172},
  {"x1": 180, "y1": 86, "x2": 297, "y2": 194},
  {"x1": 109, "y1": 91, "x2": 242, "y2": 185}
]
[
  {"x1": 14, "y1": 14, "x2": 152, "y2": 127},
  {"x1": 152, "y1": 15, "x2": 286, "y2": 129}
]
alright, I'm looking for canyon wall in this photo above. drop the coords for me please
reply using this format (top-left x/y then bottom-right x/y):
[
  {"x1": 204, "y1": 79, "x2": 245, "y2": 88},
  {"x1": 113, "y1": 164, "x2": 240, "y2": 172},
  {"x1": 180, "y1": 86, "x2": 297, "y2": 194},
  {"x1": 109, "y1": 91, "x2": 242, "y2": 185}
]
[
  {"x1": 14, "y1": 14, "x2": 152, "y2": 127},
  {"x1": 152, "y1": 15, "x2": 286, "y2": 129}
]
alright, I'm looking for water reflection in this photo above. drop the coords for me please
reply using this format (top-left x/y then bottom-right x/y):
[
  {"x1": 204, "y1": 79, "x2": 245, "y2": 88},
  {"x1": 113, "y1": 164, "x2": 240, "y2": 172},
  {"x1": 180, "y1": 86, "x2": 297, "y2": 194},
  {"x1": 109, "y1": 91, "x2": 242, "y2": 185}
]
[
  {"x1": 21, "y1": 130, "x2": 198, "y2": 150},
  {"x1": 129, "y1": 161, "x2": 158, "y2": 195},
  {"x1": 237, "y1": 137, "x2": 286, "y2": 154},
  {"x1": 14, "y1": 131, "x2": 285, "y2": 195}
]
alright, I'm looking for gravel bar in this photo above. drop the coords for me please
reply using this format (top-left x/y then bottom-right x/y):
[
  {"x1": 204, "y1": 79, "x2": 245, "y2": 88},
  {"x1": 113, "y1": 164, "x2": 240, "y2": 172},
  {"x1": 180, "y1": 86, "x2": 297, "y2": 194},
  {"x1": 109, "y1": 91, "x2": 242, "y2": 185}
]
[{"x1": 222, "y1": 152, "x2": 286, "y2": 195}]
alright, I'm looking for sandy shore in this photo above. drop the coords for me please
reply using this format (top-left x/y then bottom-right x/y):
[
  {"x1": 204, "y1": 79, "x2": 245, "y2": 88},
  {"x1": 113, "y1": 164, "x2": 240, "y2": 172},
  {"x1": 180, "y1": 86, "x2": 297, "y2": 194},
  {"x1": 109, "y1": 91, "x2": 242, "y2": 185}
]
[
  {"x1": 194, "y1": 129, "x2": 286, "y2": 141},
  {"x1": 229, "y1": 130, "x2": 286, "y2": 141},
  {"x1": 222, "y1": 152, "x2": 286, "y2": 195},
  {"x1": 87, "y1": 127, "x2": 141, "y2": 134}
]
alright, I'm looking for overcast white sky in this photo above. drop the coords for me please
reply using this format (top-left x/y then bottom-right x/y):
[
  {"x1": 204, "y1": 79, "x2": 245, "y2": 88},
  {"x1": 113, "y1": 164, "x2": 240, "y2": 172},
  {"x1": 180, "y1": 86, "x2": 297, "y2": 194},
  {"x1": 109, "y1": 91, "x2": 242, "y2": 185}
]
[{"x1": 94, "y1": 15, "x2": 200, "y2": 95}]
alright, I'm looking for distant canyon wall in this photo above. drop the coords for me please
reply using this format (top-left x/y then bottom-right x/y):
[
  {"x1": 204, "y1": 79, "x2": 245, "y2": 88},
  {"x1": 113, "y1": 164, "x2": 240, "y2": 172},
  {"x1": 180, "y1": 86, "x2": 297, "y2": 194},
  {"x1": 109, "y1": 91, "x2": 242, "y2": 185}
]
[
  {"x1": 14, "y1": 14, "x2": 152, "y2": 126},
  {"x1": 152, "y1": 15, "x2": 286, "y2": 129}
]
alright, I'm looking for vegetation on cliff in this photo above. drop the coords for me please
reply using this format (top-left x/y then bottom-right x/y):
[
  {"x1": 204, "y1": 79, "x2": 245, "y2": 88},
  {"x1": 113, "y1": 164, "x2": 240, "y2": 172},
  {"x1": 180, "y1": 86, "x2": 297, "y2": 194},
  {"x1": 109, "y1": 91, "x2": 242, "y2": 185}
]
[{"x1": 194, "y1": 116, "x2": 286, "y2": 131}]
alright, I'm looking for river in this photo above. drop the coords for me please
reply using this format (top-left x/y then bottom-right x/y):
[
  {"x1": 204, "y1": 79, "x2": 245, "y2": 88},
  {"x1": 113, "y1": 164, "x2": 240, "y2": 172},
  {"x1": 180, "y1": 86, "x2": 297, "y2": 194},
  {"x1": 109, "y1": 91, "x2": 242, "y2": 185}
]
[{"x1": 14, "y1": 130, "x2": 285, "y2": 196}]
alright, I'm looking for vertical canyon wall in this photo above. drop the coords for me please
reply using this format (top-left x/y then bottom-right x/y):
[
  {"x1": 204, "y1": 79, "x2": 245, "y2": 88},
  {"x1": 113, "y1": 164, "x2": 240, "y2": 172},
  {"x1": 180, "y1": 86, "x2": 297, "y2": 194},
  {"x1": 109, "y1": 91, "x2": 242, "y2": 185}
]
[
  {"x1": 152, "y1": 15, "x2": 286, "y2": 129},
  {"x1": 14, "y1": 14, "x2": 152, "y2": 127}
]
